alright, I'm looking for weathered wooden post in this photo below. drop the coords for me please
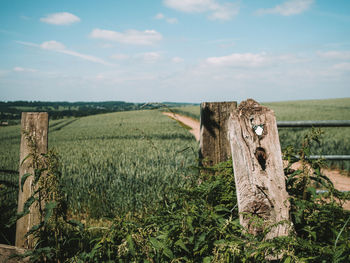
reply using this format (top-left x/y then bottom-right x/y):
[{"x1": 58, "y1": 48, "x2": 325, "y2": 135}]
[
  {"x1": 16, "y1": 112, "x2": 48, "y2": 248},
  {"x1": 227, "y1": 99, "x2": 291, "y2": 239},
  {"x1": 199, "y1": 101, "x2": 237, "y2": 166}
]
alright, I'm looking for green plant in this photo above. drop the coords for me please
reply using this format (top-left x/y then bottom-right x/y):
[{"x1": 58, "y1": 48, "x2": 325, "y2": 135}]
[
  {"x1": 283, "y1": 128, "x2": 350, "y2": 262},
  {"x1": 77, "y1": 128, "x2": 350, "y2": 262},
  {"x1": 12, "y1": 131, "x2": 92, "y2": 262}
]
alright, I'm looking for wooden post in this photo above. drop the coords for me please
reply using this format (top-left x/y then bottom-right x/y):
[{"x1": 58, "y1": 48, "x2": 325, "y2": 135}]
[
  {"x1": 199, "y1": 101, "x2": 237, "y2": 166},
  {"x1": 16, "y1": 112, "x2": 48, "y2": 248},
  {"x1": 0, "y1": 244, "x2": 28, "y2": 263},
  {"x1": 227, "y1": 99, "x2": 291, "y2": 239}
]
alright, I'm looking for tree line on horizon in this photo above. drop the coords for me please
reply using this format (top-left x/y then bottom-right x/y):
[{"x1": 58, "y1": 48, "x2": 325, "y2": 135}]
[{"x1": 0, "y1": 101, "x2": 197, "y2": 123}]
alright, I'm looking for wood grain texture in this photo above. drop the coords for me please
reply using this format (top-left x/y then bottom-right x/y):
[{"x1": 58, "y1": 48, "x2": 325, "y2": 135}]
[
  {"x1": 199, "y1": 101, "x2": 237, "y2": 166},
  {"x1": 228, "y1": 99, "x2": 291, "y2": 238},
  {"x1": 16, "y1": 112, "x2": 48, "y2": 248},
  {"x1": 0, "y1": 244, "x2": 28, "y2": 263}
]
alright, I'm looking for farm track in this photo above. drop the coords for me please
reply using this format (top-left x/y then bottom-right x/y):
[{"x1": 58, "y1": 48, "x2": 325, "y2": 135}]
[
  {"x1": 49, "y1": 118, "x2": 78, "y2": 132},
  {"x1": 164, "y1": 112, "x2": 350, "y2": 209},
  {"x1": 163, "y1": 112, "x2": 200, "y2": 141}
]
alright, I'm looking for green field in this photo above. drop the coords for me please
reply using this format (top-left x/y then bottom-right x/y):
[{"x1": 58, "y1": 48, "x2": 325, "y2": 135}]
[
  {"x1": 0, "y1": 110, "x2": 198, "y2": 215},
  {"x1": 0, "y1": 110, "x2": 199, "y2": 244},
  {"x1": 2, "y1": 98, "x2": 350, "y2": 208},
  {"x1": 172, "y1": 98, "x2": 350, "y2": 121},
  {"x1": 0, "y1": 98, "x2": 350, "y2": 215},
  {"x1": 1, "y1": 98, "x2": 350, "y2": 244}
]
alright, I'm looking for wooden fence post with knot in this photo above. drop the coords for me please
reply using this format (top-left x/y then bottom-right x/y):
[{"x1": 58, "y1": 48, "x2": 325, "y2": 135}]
[
  {"x1": 16, "y1": 112, "x2": 48, "y2": 249},
  {"x1": 227, "y1": 99, "x2": 291, "y2": 239}
]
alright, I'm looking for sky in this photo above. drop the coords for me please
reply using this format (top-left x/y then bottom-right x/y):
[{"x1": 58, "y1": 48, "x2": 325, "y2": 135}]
[{"x1": 0, "y1": 0, "x2": 349, "y2": 103}]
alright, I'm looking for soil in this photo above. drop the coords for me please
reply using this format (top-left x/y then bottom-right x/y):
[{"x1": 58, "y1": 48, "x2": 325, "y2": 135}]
[
  {"x1": 163, "y1": 112, "x2": 350, "y2": 209},
  {"x1": 163, "y1": 112, "x2": 200, "y2": 141}
]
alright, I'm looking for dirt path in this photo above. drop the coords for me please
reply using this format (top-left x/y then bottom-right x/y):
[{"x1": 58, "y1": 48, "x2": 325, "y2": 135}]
[
  {"x1": 163, "y1": 112, "x2": 200, "y2": 141},
  {"x1": 163, "y1": 112, "x2": 350, "y2": 206}
]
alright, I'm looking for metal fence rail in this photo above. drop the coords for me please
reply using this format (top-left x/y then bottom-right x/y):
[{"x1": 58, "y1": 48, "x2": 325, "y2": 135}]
[
  {"x1": 277, "y1": 120, "x2": 350, "y2": 161},
  {"x1": 277, "y1": 120, "x2": 350, "y2": 127},
  {"x1": 306, "y1": 155, "x2": 350, "y2": 160}
]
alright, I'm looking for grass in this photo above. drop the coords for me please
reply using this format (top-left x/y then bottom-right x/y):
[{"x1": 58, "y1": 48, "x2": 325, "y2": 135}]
[
  {"x1": 169, "y1": 105, "x2": 200, "y2": 120},
  {"x1": 264, "y1": 98, "x2": 350, "y2": 171},
  {"x1": 0, "y1": 110, "x2": 198, "y2": 224}
]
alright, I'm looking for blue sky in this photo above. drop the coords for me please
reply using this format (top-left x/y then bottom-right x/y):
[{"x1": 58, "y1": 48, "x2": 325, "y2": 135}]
[{"x1": 0, "y1": 0, "x2": 349, "y2": 103}]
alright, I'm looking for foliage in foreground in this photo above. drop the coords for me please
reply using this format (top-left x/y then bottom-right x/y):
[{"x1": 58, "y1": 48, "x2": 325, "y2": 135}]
[{"x1": 12, "y1": 129, "x2": 350, "y2": 262}]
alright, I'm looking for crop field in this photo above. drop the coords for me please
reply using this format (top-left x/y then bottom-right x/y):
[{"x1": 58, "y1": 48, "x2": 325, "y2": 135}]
[
  {"x1": 1, "y1": 98, "x2": 349, "y2": 219},
  {"x1": 1, "y1": 99, "x2": 350, "y2": 230},
  {"x1": 0, "y1": 109, "x2": 198, "y2": 237},
  {"x1": 170, "y1": 105, "x2": 200, "y2": 120}
]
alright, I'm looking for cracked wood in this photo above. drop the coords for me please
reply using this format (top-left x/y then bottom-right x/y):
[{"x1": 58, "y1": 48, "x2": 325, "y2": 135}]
[{"x1": 228, "y1": 99, "x2": 291, "y2": 238}]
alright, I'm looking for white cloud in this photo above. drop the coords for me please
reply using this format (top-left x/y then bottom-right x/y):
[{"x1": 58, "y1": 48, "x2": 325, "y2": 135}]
[
  {"x1": 111, "y1": 54, "x2": 130, "y2": 60},
  {"x1": 256, "y1": 0, "x2": 314, "y2": 16},
  {"x1": 17, "y1": 40, "x2": 112, "y2": 66},
  {"x1": 318, "y1": 50, "x2": 350, "y2": 60},
  {"x1": 164, "y1": 0, "x2": 216, "y2": 13},
  {"x1": 40, "y1": 40, "x2": 65, "y2": 50},
  {"x1": 333, "y1": 62, "x2": 350, "y2": 71},
  {"x1": 155, "y1": 13, "x2": 165, "y2": 19},
  {"x1": 100, "y1": 43, "x2": 114, "y2": 48},
  {"x1": 209, "y1": 3, "x2": 239, "y2": 20},
  {"x1": 110, "y1": 52, "x2": 165, "y2": 63},
  {"x1": 154, "y1": 13, "x2": 178, "y2": 24},
  {"x1": 15, "y1": 41, "x2": 38, "y2": 48},
  {"x1": 59, "y1": 49, "x2": 112, "y2": 65},
  {"x1": 172, "y1": 57, "x2": 184, "y2": 63},
  {"x1": 205, "y1": 52, "x2": 307, "y2": 68},
  {"x1": 13, "y1": 67, "x2": 37, "y2": 72},
  {"x1": 163, "y1": 0, "x2": 239, "y2": 20},
  {"x1": 166, "y1": 17, "x2": 178, "y2": 24},
  {"x1": 40, "y1": 12, "x2": 80, "y2": 25},
  {"x1": 90, "y1": 28, "x2": 162, "y2": 45},
  {"x1": 206, "y1": 53, "x2": 268, "y2": 67},
  {"x1": 136, "y1": 52, "x2": 162, "y2": 63}
]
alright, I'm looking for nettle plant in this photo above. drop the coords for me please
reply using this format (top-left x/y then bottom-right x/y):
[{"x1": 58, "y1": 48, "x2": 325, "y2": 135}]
[
  {"x1": 14, "y1": 128, "x2": 350, "y2": 262},
  {"x1": 12, "y1": 131, "x2": 91, "y2": 262},
  {"x1": 282, "y1": 128, "x2": 350, "y2": 262}
]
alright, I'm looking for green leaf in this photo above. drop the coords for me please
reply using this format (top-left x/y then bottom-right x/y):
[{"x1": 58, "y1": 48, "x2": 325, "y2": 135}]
[
  {"x1": 187, "y1": 216, "x2": 194, "y2": 233},
  {"x1": 126, "y1": 235, "x2": 135, "y2": 256},
  {"x1": 67, "y1": 219, "x2": 84, "y2": 229},
  {"x1": 23, "y1": 195, "x2": 36, "y2": 212},
  {"x1": 214, "y1": 206, "x2": 230, "y2": 213},
  {"x1": 25, "y1": 222, "x2": 43, "y2": 237},
  {"x1": 149, "y1": 237, "x2": 162, "y2": 250},
  {"x1": 284, "y1": 256, "x2": 292, "y2": 263},
  {"x1": 334, "y1": 215, "x2": 350, "y2": 250},
  {"x1": 20, "y1": 154, "x2": 31, "y2": 166},
  {"x1": 175, "y1": 239, "x2": 189, "y2": 253},
  {"x1": 203, "y1": 256, "x2": 212, "y2": 263},
  {"x1": 20, "y1": 173, "x2": 32, "y2": 192},
  {"x1": 194, "y1": 232, "x2": 207, "y2": 251},
  {"x1": 163, "y1": 247, "x2": 174, "y2": 259},
  {"x1": 307, "y1": 186, "x2": 316, "y2": 197},
  {"x1": 44, "y1": 201, "x2": 57, "y2": 223}
]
